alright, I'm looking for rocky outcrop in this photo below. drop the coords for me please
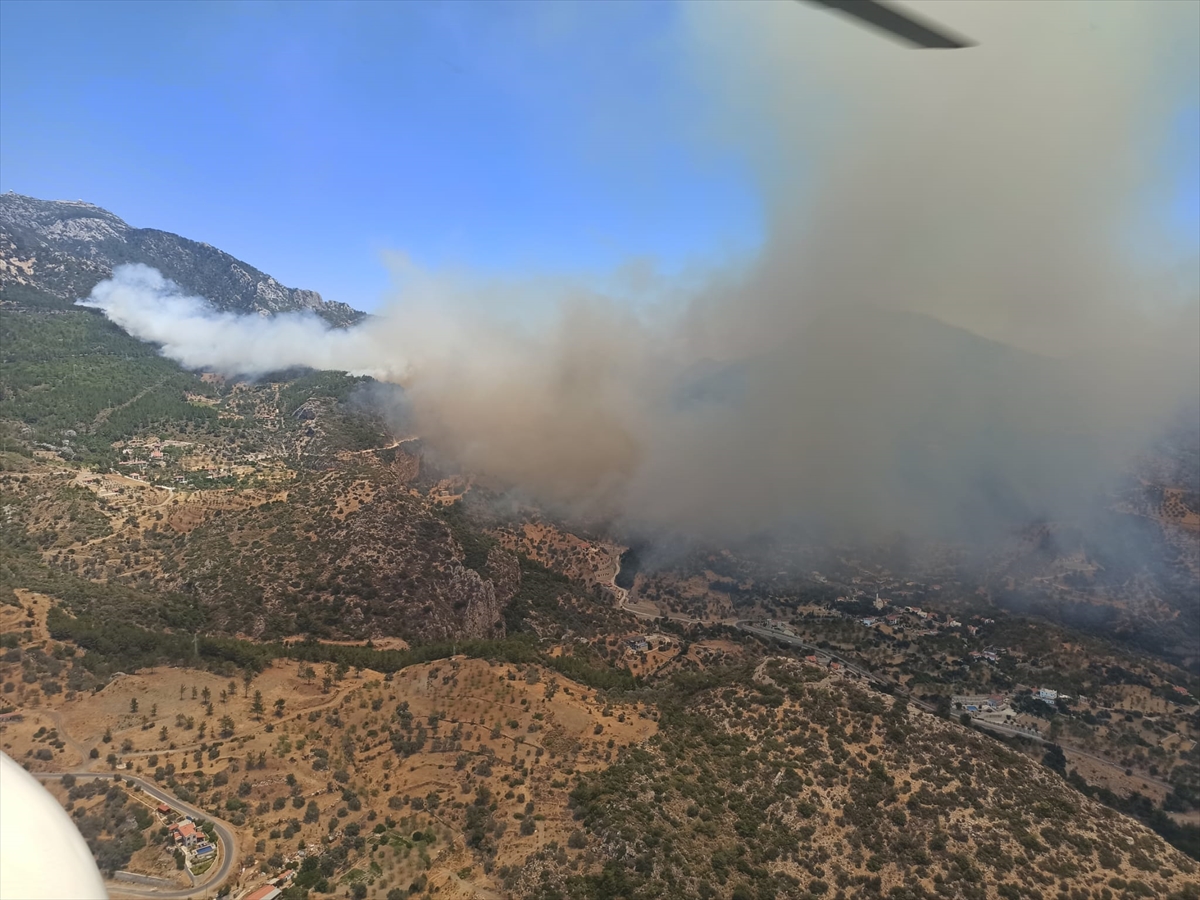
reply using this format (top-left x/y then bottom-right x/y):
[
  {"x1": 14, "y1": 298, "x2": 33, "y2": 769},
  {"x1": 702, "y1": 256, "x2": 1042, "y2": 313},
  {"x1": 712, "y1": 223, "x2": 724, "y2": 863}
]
[
  {"x1": 456, "y1": 565, "x2": 506, "y2": 641},
  {"x1": 485, "y1": 546, "x2": 521, "y2": 607},
  {"x1": 0, "y1": 193, "x2": 362, "y2": 325},
  {"x1": 307, "y1": 486, "x2": 513, "y2": 642}
]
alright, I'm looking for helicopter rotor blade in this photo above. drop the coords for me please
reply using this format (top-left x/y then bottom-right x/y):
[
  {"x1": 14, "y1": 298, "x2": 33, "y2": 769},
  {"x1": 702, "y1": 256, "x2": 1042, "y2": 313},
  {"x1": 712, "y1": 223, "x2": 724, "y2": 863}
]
[{"x1": 802, "y1": 0, "x2": 976, "y2": 49}]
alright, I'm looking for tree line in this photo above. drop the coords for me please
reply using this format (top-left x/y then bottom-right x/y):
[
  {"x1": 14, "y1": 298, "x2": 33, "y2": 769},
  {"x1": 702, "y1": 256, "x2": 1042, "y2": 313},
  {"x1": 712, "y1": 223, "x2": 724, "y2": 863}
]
[{"x1": 47, "y1": 607, "x2": 639, "y2": 692}]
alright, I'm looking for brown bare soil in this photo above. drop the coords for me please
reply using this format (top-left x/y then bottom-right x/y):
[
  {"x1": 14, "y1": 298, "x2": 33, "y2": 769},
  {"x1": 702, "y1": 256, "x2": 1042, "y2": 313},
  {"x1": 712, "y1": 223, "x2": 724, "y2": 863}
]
[{"x1": 2, "y1": 643, "x2": 655, "y2": 899}]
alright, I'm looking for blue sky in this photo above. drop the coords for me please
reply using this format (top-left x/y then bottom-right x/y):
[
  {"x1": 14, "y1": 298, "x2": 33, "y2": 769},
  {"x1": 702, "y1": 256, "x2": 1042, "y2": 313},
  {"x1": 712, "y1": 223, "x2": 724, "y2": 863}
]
[
  {"x1": 1, "y1": 1, "x2": 1195, "y2": 314},
  {"x1": 1171, "y1": 107, "x2": 1200, "y2": 248},
  {"x1": 0, "y1": 0, "x2": 762, "y2": 311}
]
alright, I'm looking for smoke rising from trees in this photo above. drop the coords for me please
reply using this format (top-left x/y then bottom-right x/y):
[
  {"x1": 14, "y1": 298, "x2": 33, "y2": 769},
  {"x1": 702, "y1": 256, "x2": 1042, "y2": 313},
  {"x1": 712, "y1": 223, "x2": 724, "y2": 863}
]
[{"x1": 80, "y1": 0, "x2": 1199, "y2": 541}]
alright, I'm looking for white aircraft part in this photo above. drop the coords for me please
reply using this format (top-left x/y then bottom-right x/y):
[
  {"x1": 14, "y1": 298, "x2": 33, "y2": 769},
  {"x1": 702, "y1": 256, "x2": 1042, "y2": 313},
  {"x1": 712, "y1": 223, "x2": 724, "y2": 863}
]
[{"x1": 0, "y1": 752, "x2": 107, "y2": 899}]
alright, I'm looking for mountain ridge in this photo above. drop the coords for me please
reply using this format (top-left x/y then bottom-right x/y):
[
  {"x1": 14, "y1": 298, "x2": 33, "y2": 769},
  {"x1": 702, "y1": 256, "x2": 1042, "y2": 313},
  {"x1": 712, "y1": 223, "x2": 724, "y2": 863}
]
[{"x1": 0, "y1": 192, "x2": 363, "y2": 326}]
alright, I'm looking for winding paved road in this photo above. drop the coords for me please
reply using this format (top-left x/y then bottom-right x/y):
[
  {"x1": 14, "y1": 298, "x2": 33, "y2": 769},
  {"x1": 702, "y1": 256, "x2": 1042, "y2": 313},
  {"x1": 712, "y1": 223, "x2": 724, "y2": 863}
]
[
  {"x1": 607, "y1": 556, "x2": 708, "y2": 625},
  {"x1": 24, "y1": 673, "x2": 360, "y2": 897},
  {"x1": 34, "y1": 771, "x2": 237, "y2": 900}
]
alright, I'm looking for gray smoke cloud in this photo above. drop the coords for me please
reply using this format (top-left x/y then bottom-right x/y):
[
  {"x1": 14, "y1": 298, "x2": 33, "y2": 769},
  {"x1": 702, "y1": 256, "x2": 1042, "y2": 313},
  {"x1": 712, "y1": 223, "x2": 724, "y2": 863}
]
[{"x1": 80, "y1": 0, "x2": 1199, "y2": 542}]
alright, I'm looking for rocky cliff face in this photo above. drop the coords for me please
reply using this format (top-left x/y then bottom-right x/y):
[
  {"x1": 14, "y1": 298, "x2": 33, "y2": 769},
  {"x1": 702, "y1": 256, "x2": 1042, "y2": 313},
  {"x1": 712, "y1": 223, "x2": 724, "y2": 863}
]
[
  {"x1": 456, "y1": 565, "x2": 506, "y2": 641},
  {"x1": 484, "y1": 546, "x2": 521, "y2": 607},
  {"x1": 325, "y1": 489, "x2": 513, "y2": 643},
  {"x1": 0, "y1": 193, "x2": 362, "y2": 325}
]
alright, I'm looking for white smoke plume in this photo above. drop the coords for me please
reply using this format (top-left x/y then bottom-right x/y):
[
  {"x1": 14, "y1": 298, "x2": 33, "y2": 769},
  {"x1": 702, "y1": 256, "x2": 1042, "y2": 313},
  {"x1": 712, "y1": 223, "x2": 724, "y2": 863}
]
[
  {"x1": 78, "y1": 264, "x2": 403, "y2": 380},
  {"x1": 79, "y1": 0, "x2": 1199, "y2": 541}
]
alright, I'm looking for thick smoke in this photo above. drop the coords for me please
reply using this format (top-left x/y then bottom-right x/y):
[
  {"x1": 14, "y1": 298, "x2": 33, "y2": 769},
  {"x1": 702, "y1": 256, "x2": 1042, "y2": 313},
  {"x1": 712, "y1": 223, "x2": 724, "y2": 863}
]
[{"x1": 80, "y1": 0, "x2": 1199, "y2": 542}]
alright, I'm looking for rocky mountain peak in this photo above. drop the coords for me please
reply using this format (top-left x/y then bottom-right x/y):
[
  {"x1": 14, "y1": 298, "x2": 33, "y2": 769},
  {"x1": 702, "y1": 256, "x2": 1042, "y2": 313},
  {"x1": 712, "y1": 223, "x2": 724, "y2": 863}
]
[{"x1": 0, "y1": 192, "x2": 363, "y2": 326}]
